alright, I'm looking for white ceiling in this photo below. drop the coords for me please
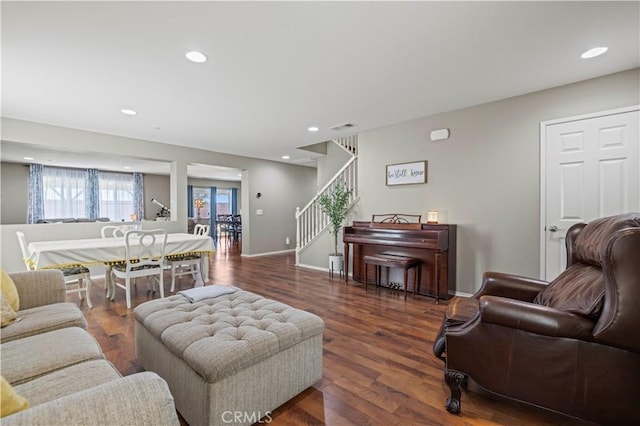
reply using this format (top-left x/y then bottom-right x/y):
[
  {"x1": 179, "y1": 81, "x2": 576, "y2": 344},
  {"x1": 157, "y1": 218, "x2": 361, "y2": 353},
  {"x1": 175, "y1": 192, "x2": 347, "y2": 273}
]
[{"x1": 1, "y1": 1, "x2": 639, "y2": 179}]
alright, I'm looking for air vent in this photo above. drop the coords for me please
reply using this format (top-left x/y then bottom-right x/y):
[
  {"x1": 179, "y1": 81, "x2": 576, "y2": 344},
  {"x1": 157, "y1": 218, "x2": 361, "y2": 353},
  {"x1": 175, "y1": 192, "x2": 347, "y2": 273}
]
[{"x1": 330, "y1": 122, "x2": 357, "y2": 131}]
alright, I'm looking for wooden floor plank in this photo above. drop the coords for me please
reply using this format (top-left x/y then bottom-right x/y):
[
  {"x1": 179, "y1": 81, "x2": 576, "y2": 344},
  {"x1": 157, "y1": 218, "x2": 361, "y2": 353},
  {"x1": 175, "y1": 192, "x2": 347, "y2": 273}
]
[{"x1": 77, "y1": 245, "x2": 587, "y2": 425}]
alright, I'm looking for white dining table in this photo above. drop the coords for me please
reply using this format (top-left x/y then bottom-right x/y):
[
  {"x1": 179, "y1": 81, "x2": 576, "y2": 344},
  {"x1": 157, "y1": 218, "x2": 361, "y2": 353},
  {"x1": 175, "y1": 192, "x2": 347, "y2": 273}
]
[{"x1": 26, "y1": 233, "x2": 215, "y2": 283}]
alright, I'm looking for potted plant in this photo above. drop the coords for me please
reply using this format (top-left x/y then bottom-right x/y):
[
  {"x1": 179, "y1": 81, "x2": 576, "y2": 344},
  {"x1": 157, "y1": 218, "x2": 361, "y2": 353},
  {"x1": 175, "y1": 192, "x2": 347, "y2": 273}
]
[{"x1": 318, "y1": 180, "x2": 353, "y2": 274}]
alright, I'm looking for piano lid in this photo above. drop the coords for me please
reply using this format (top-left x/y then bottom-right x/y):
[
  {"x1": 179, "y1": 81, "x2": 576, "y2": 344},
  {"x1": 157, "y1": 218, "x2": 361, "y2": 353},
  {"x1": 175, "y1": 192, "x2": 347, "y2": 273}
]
[{"x1": 344, "y1": 221, "x2": 449, "y2": 251}]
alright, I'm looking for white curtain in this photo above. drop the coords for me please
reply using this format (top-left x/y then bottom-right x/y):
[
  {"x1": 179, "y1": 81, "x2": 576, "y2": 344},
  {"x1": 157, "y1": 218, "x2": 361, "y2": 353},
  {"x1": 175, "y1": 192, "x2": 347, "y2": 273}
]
[
  {"x1": 99, "y1": 171, "x2": 134, "y2": 222},
  {"x1": 42, "y1": 167, "x2": 86, "y2": 219}
]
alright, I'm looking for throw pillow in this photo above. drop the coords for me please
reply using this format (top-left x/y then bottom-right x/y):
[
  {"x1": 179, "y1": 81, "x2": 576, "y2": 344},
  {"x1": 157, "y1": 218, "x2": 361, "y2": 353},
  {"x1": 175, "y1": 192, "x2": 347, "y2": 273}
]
[
  {"x1": 0, "y1": 295, "x2": 18, "y2": 327},
  {"x1": 0, "y1": 375, "x2": 29, "y2": 417},
  {"x1": 0, "y1": 268, "x2": 19, "y2": 312}
]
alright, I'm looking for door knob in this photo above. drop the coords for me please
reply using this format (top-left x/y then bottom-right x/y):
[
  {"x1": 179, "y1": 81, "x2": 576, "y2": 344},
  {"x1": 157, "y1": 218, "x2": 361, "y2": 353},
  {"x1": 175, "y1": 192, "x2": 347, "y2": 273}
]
[{"x1": 549, "y1": 225, "x2": 559, "y2": 232}]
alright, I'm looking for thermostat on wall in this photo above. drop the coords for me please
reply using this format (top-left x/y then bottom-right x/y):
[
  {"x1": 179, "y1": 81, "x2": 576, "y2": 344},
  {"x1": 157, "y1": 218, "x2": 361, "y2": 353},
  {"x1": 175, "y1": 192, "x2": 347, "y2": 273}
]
[{"x1": 430, "y1": 128, "x2": 450, "y2": 141}]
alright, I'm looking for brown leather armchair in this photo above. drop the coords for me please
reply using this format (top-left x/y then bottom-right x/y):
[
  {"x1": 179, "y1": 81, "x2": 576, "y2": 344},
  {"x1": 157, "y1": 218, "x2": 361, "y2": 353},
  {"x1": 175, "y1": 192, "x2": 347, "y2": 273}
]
[{"x1": 433, "y1": 213, "x2": 640, "y2": 424}]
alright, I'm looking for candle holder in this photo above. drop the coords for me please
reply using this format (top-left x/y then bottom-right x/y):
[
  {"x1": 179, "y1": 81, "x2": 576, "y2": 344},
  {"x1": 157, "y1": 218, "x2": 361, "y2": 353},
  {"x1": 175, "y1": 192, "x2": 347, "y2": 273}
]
[{"x1": 427, "y1": 210, "x2": 439, "y2": 224}]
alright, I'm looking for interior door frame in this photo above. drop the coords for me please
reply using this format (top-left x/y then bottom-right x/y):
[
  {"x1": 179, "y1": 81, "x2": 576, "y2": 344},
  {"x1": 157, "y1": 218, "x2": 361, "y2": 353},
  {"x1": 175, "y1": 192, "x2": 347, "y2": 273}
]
[{"x1": 539, "y1": 104, "x2": 640, "y2": 280}]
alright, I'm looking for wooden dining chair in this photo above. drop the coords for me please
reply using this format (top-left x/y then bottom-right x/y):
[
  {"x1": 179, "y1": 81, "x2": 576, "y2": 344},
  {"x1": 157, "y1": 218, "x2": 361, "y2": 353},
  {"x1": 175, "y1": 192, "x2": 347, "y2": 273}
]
[
  {"x1": 15, "y1": 231, "x2": 94, "y2": 308},
  {"x1": 110, "y1": 229, "x2": 167, "y2": 309},
  {"x1": 167, "y1": 224, "x2": 209, "y2": 292}
]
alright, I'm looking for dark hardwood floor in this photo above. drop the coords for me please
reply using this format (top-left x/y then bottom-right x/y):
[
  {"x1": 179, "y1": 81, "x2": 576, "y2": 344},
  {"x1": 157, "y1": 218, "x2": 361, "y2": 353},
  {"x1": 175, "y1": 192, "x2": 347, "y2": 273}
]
[{"x1": 79, "y1": 243, "x2": 586, "y2": 426}]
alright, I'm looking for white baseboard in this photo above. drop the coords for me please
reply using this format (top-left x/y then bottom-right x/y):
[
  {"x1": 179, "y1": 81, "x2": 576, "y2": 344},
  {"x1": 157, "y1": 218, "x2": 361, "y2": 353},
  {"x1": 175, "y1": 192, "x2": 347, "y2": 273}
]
[
  {"x1": 450, "y1": 290, "x2": 473, "y2": 297},
  {"x1": 241, "y1": 248, "x2": 295, "y2": 258},
  {"x1": 295, "y1": 262, "x2": 352, "y2": 279}
]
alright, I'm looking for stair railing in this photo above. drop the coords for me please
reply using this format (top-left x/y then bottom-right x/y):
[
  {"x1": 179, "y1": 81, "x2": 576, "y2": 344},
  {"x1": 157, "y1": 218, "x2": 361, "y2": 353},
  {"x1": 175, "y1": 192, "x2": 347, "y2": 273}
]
[{"x1": 295, "y1": 138, "x2": 358, "y2": 260}]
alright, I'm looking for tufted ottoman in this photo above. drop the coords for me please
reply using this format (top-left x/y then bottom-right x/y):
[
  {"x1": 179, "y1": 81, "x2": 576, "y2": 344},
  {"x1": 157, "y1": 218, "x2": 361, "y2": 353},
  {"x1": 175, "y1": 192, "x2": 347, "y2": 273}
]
[{"x1": 133, "y1": 288, "x2": 324, "y2": 426}]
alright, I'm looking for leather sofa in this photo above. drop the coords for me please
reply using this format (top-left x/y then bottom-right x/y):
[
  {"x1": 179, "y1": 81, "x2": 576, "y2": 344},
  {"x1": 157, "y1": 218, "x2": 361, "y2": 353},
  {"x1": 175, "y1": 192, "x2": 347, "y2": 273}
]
[
  {"x1": 1, "y1": 270, "x2": 179, "y2": 424},
  {"x1": 433, "y1": 213, "x2": 640, "y2": 424}
]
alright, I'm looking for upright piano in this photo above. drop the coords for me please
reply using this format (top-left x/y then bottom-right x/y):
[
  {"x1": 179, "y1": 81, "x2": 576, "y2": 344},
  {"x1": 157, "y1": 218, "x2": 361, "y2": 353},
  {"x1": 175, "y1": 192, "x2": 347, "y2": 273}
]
[{"x1": 343, "y1": 221, "x2": 456, "y2": 299}]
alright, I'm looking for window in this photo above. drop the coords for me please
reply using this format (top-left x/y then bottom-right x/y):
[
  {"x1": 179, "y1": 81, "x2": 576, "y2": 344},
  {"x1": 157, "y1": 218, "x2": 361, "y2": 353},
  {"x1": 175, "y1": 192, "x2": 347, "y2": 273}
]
[
  {"x1": 99, "y1": 171, "x2": 135, "y2": 221},
  {"x1": 192, "y1": 187, "x2": 211, "y2": 218},
  {"x1": 216, "y1": 189, "x2": 231, "y2": 215},
  {"x1": 43, "y1": 167, "x2": 86, "y2": 219},
  {"x1": 35, "y1": 166, "x2": 142, "y2": 222}
]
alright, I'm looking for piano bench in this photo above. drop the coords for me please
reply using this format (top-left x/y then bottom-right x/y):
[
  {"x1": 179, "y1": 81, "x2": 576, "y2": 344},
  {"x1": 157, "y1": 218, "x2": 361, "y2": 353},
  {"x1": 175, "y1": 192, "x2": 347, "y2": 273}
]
[{"x1": 363, "y1": 254, "x2": 421, "y2": 300}]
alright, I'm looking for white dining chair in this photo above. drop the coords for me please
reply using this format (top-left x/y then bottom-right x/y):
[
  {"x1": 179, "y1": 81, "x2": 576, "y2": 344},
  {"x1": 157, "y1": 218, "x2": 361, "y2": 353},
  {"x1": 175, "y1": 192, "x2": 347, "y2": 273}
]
[
  {"x1": 16, "y1": 231, "x2": 94, "y2": 308},
  {"x1": 167, "y1": 224, "x2": 209, "y2": 292},
  {"x1": 100, "y1": 225, "x2": 128, "y2": 298},
  {"x1": 100, "y1": 225, "x2": 126, "y2": 238},
  {"x1": 110, "y1": 229, "x2": 167, "y2": 309}
]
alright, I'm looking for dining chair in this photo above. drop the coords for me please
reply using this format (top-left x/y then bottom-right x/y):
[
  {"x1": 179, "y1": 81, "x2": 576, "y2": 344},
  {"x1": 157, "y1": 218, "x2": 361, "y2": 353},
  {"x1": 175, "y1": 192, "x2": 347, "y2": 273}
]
[
  {"x1": 110, "y1": 229, "x2": 167, "y2": 309},
  {"x1": 231, "y1": 214, "x2": 242, "y2": 245},
  {"x1": 16, "y1": 231, "x2": 94, "y2": 308},
  {"x1": 100, "y1": 225, "x2": 126, "y2": 238},
  {"x1": 100, "y1": 225, "x2": 128, "y2": 297},
  {"x1": 167, "y1": 224, "x2": 209, "y2": 292}
]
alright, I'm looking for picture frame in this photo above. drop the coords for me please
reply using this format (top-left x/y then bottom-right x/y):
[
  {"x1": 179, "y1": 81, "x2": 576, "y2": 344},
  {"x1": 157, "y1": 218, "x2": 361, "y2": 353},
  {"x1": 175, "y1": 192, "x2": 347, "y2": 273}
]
[{"x1": 386, "y1": 161, "x2": 427, "y2": 186}]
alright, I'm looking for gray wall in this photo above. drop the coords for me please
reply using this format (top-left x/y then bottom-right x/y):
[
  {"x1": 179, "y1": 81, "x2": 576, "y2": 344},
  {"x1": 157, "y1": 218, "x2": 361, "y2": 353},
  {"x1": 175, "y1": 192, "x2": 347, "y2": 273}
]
[
  {"x1": 0, "y1": 162, "x2": 29, "y2": 224},
  {"x1": 315, "y1": 141, "x2": 352, "y2": 190},
  {"x1": 0, "y1": 166, "x2": 171, "y2": 223},
  {"x1": 144, "y1": 174, "x2": 171, "y2": 220},
  {"x1": 244, "y1": 161, "x2": 316, "y2": 254},
  {"x1": 0, "y1": 119, "x2": 316, "y2": 271},
  {"x1": 356, "y1": 68, "x2": 639, "y2": 294}
]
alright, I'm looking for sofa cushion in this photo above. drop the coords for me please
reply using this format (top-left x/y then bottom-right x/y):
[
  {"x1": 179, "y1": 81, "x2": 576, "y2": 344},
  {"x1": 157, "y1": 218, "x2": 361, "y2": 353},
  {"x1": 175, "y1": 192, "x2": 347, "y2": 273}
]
[
  {"x1": 14, "y1": 360, "x2": 121, "y2": 408},
  {"x1": 1, "y1": 327, "x2": 104, "y2": 385},
  {"x1": 0, "y1": 376, "x2": 29, "y2": 417},
  {"x1": 1, "y1": 269, "x2": 19, "y2": 311},
  {"x1": 574, "y1": 213, "x2": 640, "y2": 266},
  {"x1": 533, "y1": 264, "x2": 604, "y2": 319},
  {"x1": 3, "y1": 373, "x2": 179, "y2": 426},
  {"x1": 0, "y1": 303, "x2": 86, "y2": 343}
]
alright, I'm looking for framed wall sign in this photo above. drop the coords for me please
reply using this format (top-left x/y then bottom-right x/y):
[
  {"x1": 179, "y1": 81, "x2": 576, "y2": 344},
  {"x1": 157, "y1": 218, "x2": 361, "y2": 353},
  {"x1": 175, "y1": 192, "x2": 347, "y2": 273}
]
[{"x1": 386, "y1": 161, "x2": 427, "y2": 186}]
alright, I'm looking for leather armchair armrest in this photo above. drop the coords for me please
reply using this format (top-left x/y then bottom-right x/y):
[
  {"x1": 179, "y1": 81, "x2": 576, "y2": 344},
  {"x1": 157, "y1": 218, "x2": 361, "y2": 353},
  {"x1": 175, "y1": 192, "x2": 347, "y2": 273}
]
[
  {"x1": 474, "y1": 271, "x2": 548, "y2": 302},
  {"x1": 479, "y1": 295, "x2": 595, "y2": 339}
]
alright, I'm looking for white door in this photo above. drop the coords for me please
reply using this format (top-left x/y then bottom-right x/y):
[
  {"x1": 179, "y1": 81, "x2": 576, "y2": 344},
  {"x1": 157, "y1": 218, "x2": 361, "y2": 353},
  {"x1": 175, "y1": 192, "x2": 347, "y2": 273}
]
[{"x1": 542, "y1": 107, "x2": 639, "y2": 280}]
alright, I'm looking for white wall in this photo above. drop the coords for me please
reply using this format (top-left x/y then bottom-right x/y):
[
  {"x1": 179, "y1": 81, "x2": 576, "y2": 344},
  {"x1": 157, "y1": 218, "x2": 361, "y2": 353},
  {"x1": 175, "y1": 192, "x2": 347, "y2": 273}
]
[{"x1": 356, "y1": 68, "x2": 639, "y2": 294}]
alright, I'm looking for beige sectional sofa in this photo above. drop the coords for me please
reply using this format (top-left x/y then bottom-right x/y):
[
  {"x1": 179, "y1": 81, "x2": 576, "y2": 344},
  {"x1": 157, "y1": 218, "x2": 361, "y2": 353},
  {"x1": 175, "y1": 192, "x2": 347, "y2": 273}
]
[{"x1": 1, "y1": 270, "x2": 179, "y2": 425}]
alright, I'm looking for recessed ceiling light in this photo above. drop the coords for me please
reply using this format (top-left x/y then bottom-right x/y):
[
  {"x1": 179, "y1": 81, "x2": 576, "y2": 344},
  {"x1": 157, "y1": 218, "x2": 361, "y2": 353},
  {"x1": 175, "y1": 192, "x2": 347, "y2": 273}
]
[
  {"x1": 186, "y1": 51, "x2": 207, "y2": 63},
  {"x1": 123, "y1": 166, "x2": 131, "y2": 170},
  {"x1": 308, "y1": 126, "x2": 319, "y2": 132},
  {"x1": 581, "y1": 46, "x2": 608, "y2": 59},
  {"x1": 121, "y1": 109, "x2": 137, "y2": 115},
  {"x1": 23, "y1": 156, "x2": 34, "y2": 161},
  {"x1": 282, "y1": 155, "x2": 290, "y2": 160}
]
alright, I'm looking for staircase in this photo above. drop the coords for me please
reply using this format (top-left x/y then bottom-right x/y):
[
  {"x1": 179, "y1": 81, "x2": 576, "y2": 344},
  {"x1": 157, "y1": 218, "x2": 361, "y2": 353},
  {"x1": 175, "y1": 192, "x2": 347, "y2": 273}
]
[{"x1": 295, "y1": 136, "x2": 359, "y2": 264}]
